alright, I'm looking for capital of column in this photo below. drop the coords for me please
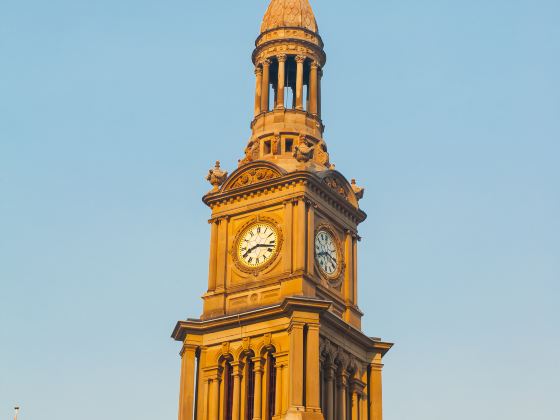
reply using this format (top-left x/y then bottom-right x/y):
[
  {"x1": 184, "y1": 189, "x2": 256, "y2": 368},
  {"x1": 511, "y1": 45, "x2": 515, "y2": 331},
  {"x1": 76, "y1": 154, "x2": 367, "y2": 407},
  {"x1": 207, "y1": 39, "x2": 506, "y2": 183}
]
[
  {"x1": 179, "y1": 343, "x2": 198, "y2": 357},
  {"x1": 325, "y1": 362, "x2": 337, "y2": 380},
  {"x1": 230, "y1": 361, "x2": 245, "y2": 377},
  {"x1": 370, "y1": 362, "x2": 384, "y2": 372},
  {"x1": 262, "y1": 58, "x2": 271, "y2": 67},
  {"x1": 204, "y1": 366, "x2": 223, "y2": 381},
  {"x1": 337, "y1": 370, "x2": 349, "y2": 388},
  {"x1": 287, "y1": 320, "x2": 306, "y2": 334},
  {"x1": 310, "y1": 60, "x2": 320, "y2": 69},
  {"x1": 295, "y1": 55, "x2": 306, "y2": 64},
  {"x1": 255, "y1": 66, "x2": 263, "y2": 76},
  {"x1": 350, "y1": 379, "x2": 366, "y2": 394},
  {"x1": 277, "y1": 53, "x2": 287, "y2": 63}
]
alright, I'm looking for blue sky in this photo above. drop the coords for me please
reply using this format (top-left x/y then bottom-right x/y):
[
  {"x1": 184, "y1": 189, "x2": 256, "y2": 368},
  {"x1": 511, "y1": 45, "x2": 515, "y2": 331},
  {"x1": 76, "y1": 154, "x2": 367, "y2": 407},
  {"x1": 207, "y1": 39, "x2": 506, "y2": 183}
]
[{"x1": 1, "y1": 1, "x2": 559, "y2": 419}]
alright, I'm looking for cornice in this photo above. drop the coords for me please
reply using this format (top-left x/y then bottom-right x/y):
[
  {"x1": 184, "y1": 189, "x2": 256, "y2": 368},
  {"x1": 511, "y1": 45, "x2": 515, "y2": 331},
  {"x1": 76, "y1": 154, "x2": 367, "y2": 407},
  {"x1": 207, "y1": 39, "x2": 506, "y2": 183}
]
[
  {"x1": 320, "y1": 310, "x2": 394, "y2": 357},
  {"x1": 252, "y1": 37, "x2": 327, "y2": 67},
  {"x1": 202, "y1": 170, "x2": 367, "y2": 225},
  {"x1": 171, "y1": 297, "x2": 331, "y2": 342},
  {"x1": 255, "y1": 26, "x2": 324, "y2": 49}
]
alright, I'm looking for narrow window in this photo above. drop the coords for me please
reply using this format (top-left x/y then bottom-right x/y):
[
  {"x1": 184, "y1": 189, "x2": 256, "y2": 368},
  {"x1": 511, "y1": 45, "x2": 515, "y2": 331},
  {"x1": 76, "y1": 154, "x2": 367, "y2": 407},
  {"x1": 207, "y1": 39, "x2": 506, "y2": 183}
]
[
  {"x1": 225, "y1": 361, "x2": 234, "y2": 420},
  {"x1": 264, "y1": 140, "x2": 272, "y2": 155},
  {"x1": 246, "y1": 359, "x2": 255, "y2": 420},
  {"x1": 285, "y1": 138, "x2": 293, "y2": 153},
  {"x1": 267, "y1": 354, "x2": 277, "y2": 420}
]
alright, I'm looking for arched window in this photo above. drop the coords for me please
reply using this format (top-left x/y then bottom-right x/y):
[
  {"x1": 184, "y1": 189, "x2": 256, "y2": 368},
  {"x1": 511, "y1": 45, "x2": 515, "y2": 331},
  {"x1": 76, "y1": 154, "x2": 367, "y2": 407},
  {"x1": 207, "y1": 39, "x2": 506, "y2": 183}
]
[
  {"x1": 267, "y1": 353, "x2": 277, "y2": 420},
  {"x1": 246, "y1": 358, "x2": 256, "y2": 420},
  {"x1": 224, "y1": 361, "x2": 234, "y2": 420}
]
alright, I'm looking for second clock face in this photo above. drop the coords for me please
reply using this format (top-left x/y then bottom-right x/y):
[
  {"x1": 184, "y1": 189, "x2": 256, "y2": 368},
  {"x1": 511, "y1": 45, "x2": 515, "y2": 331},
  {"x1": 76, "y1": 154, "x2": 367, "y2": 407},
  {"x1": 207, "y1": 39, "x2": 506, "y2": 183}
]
[
  {"x1": 315, "y1": 229, "x2": 339, "y2": 277},
  {"x1": 237, "y1": 222, "x2": 279, "y2": 268}
]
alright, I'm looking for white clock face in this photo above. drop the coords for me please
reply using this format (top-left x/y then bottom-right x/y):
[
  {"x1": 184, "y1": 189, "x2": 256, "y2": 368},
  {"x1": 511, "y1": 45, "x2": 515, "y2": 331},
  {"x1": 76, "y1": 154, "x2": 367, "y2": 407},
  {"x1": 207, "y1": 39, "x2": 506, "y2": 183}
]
[
  {"x1": 315, "y1": 229, "x2": 339, "y2": 276},
  {"x1": 237, "y1": 223, "x2": 279, "y2": 268}
]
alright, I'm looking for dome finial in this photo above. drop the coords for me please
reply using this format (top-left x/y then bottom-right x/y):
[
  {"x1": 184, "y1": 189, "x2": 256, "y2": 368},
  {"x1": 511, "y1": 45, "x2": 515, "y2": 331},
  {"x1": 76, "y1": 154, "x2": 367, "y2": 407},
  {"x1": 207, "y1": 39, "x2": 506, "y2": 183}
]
[{"x1": 261, "y1": 0, "x2": 318, "y2": 34}]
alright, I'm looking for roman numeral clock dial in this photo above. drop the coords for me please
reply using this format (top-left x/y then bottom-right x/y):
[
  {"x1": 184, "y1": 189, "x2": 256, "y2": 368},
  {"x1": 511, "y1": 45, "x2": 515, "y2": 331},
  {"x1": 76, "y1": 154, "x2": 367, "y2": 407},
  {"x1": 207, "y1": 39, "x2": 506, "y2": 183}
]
[
  {"x1": 237, "y1": 222, "x2": 279, "y2": 269},
  {"x1": 315, "y1": 228, "x2": 341, "y2": 279}
]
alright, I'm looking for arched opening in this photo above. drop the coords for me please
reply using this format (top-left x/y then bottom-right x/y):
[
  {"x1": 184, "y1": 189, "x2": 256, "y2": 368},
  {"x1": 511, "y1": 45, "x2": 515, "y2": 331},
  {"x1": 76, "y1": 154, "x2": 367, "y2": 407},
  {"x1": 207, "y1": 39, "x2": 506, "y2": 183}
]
[
  {"x1": 266, "y1": 352, "x2": 277, "y2": 420},
  {"x1": 224, "y1": 360, "x2": 234, "y2": 420},
  {"x1": 246, "y1": 357, "x2": 256, "y2": 420}
]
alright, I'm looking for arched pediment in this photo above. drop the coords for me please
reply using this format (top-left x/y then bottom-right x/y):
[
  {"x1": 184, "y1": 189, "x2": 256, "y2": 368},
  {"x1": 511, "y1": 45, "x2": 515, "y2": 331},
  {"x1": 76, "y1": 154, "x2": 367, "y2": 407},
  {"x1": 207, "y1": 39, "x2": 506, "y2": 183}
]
[
  {"x1": 222, "y1": 161, "x2": 286, "y2": 192},
  {"x1": 317, "y1": 170, "x2": 359, "y2": 208}
]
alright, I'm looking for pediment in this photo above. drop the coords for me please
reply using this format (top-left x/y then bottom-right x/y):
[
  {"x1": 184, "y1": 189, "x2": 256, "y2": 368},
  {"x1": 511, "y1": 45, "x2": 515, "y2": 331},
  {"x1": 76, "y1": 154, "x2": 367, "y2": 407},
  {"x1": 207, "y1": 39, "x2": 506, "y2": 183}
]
[
  {"x1": 222, "y1": 161, "x2": 286, "y2": 192},
  {"x1": 317, "y1": 170, "x2": 359, "y2": 208}
]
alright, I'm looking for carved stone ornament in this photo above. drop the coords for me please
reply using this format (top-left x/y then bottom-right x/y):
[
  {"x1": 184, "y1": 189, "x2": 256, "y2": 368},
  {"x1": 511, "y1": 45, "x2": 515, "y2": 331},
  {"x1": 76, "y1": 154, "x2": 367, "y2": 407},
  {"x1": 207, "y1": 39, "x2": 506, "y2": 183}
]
[
  {"x1": 206, "y1": 161, "x2": 228, "y2": 193},
  {"x1": 293, "y1": 135, "x2": 314, "y2": 163},
  {"x1": 227, "y1": 167, "x2": 281, "y2": 190},
  {"x1": 323, "y1": 175, "x2": 349, "y2": 200},
  {"x1": 351, "y1": 179, "x2": 365, "y2": 200},
  {"x1": 239, "y1": 140, "x2": 261, "y2": 166},
  {"x1": 313, "y1": 139, "x2": 330, "y2": 167}
]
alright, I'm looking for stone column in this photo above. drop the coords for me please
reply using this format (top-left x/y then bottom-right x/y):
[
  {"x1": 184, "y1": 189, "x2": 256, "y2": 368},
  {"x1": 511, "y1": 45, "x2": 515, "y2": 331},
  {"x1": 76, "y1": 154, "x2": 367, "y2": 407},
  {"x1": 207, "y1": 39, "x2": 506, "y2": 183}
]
[
  {"x1": 231, "y1": 362, "x2": 244, "y2": 420},
  {"x1": 295, "y1": 199, "x2": 307, "y2": 273},
  {"x1": 343, "y1": 230, "x2": 354, "y2": 308},
  {"x1": 207, "y1": 220, "x2": 219, "y2": 291},
  {"x1": 276, "y1": 54, "x2": 287, "y2": 109},
  {"x1": 368, "y1": 359, "x2": 384, "y2": 420},
  {"x1": 306, "y1": 201, "x2": 315, "y2": 277},
  {"x1": 261, "y1": 59, "x2": 271, "y2": 112},
  {"x1": 305, "y1": 324, "x2": 322, "y2": 413},
  {"x1": 325, "y1": 363, "x2": 335, "y2": 420},
  {"x1": 295, "y1": 55, "x2": 306, "y2": 110},
  {"x1": 252, "y1": 358, "x2": 264, "y2": 420},
  {"x1": 216, "y1": 217, "x2": 229, "y2": 292},
  {"x1": 318, "y1": 67, "x2": 323, "y2": 117},
  {"x1": 351, "y1": 382, "x2": 360, "y2": 420},
  {"x1": 353, "y1": 235, "x2": 358, "y2": 305},
  {"x1": 275, "y1": 352, "x2": 289, "y2": 416},
  {"x1": 208, "y1": 374, "x2": 221, "y2": 420},
  {"x1": 309, "y1": 61, "x2": 319, "y2": 115},
  {"x1": 337, "y1": 371, "x2": 348, "y2": 420},
  {"x1": 283, "y1": 200, "x2": 294, "y2": 273},
  {"x1": 254, "y1": 65, "x2": 263, "y2": 116},
  {"x1": 178, "y1": 345, "x2": 197, "y2": 420},
  {"x1": 289, "y1": 322, "x2": 305, "y2": 410}
]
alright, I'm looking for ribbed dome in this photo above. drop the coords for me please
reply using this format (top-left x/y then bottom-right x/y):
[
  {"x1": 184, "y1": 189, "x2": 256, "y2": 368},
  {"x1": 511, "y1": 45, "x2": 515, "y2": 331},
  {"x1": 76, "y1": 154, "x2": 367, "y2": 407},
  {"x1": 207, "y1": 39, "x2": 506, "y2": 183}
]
[{"x1": 261, "y1": 0, "x2": 318, "y2": 34}]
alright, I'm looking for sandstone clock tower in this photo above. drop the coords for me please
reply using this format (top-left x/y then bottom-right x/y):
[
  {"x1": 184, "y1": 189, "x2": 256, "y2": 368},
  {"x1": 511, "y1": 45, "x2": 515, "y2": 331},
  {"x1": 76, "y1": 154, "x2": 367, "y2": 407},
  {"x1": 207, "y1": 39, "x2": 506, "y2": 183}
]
[{"x1": 172, "y1": 1, "x2": 392, "y2": 420}]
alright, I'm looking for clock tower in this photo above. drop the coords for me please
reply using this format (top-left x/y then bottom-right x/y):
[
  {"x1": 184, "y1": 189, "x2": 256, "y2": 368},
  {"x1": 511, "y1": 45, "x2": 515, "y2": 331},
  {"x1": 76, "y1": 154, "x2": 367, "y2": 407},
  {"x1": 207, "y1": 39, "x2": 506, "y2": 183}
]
[{"x1": 172, "y1": 1, "x2": 392, "y2": 420}]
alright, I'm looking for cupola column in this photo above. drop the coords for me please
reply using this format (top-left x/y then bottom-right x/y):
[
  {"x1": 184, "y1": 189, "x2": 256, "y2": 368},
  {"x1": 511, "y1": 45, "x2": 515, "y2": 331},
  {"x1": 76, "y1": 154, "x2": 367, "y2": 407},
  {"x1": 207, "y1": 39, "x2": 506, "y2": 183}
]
[
  {"x1": 309, "y1": 61, "x2": 319, "y2": 115},
  {"x1": 254, "y1": 66, "x2": 263, "y2": 116},
  {"x1": 318, "y1": 67, "x2": 323, "y2": 116},
  {"x1": 295, "y1": 55, "x2": 306, "y2": 110},
  {"x1": 276, "y1": 54, "x2": 287, "y2": 109},
  {"x1": 261, "y1": 59, "x2": 271, "y2": 112}
]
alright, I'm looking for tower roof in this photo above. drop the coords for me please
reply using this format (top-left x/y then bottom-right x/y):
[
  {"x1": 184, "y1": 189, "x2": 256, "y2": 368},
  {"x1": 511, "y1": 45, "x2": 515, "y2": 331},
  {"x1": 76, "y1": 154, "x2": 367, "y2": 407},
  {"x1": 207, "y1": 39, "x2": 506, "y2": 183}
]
[{"x1": 261, "y1": 0, "x2": 319, "y2": 34}]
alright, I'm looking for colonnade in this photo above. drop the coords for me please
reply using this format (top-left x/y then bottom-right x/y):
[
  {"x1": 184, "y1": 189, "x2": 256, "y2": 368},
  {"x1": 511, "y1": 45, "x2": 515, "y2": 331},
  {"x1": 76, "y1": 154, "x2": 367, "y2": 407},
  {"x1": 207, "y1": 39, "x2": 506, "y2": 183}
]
[
  {"x1": 321, "y1": 361, "x2": 367, "y2": 420},
  {"x1": 254, "y1": 55, "x2": 322, "y2": 116}
]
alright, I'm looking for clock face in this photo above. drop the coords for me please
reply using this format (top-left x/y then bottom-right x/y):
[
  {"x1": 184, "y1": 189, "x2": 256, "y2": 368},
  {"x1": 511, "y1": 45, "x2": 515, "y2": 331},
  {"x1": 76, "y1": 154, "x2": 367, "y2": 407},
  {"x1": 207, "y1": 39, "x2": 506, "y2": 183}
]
[
  {"x1": 315, "y1": 229, "x2": 339, "y2": 277},
  {"x1": 237, "y1": 222, "x2": 279, "y2": 268}
]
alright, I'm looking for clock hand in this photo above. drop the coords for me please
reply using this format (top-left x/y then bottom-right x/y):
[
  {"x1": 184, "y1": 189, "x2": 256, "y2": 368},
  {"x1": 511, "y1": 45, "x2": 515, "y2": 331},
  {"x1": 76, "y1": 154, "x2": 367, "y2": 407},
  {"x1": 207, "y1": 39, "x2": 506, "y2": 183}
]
[
  {"x1": 243, "y1": 243, "x2": 273, "y2": 258},
  {"x1": 243, "y1": 244, "x2": 260, "y2": 258}
]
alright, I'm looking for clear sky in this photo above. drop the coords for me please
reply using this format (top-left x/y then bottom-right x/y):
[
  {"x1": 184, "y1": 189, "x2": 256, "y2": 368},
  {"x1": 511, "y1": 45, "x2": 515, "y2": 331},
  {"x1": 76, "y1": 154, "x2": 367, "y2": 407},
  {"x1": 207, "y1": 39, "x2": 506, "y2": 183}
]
[{"x1": 1, "y1": 0, "x2": 559, "y2": 419}]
